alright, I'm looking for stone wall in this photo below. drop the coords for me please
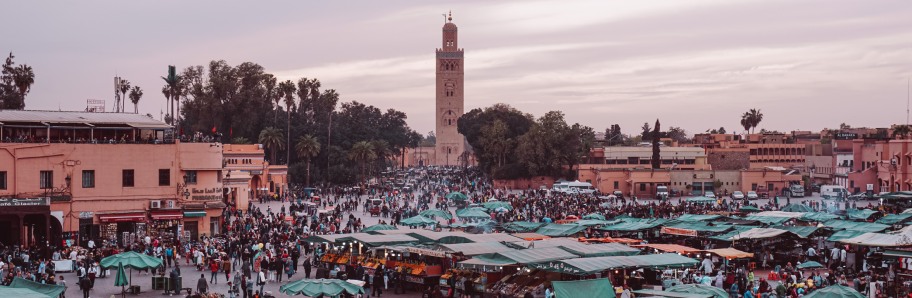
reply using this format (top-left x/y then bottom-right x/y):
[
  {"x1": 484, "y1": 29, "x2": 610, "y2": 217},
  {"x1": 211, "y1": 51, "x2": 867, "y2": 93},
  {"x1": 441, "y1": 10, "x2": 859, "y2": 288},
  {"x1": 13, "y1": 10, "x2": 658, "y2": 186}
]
[{"x1": 708, "y1": 151, "x2": 750, "y2": 170}]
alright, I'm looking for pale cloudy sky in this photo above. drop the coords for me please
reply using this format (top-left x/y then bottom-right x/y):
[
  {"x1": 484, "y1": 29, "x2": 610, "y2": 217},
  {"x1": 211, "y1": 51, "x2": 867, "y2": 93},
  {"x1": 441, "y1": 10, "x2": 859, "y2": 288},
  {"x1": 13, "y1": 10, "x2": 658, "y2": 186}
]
[{"x1": 4, "y1": 0, "x2": 912, "y2": 136}]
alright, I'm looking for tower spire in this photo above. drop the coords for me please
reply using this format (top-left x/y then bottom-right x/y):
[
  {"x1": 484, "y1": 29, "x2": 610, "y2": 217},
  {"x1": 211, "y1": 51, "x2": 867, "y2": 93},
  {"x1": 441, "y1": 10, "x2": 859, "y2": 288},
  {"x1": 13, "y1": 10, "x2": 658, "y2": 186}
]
[{"x1": 448, "y1": 10, "x2": 452, "y2": 22}]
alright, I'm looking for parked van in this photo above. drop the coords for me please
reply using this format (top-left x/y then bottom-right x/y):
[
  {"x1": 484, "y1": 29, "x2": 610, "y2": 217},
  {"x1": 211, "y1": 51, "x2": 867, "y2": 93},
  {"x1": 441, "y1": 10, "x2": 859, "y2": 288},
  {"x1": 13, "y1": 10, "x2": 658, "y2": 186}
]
[
  {"x1": 656, "y1": 185, "x2": 669, "y2": 199},
  {"x1": 820, "y1": 185, "x2": 848, "y2": 199},
  {"x1": 566, "y1": 180, "x2": 597, "y2": 194},
  {"x1": 788, "y1": 184, "x2": 805, "y2": 198}
]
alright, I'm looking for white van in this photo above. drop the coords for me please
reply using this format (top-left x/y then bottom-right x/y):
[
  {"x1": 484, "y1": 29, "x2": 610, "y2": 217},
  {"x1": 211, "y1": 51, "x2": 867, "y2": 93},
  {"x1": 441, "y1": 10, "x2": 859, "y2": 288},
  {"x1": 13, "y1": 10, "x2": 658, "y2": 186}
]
[
  {"x1": 552, "y1": 182, "x2": 570, "y2": 193},
  {"x1": 820, "y1": 185, "x2": 848, "y2": 199},
  {"x1": 566, "y1": 180, "x2": 596, "y2": 194},
  {"x1": 656, "y1": 185, "x2": 669, "y2": 199}
]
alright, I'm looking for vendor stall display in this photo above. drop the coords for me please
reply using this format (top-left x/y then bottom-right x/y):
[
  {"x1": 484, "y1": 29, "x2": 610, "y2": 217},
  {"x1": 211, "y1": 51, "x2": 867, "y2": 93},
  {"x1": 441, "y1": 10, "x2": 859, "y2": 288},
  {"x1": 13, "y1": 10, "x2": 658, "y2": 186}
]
[
  {"x1": 440, "y1": 268, "x2": 504, "y2": 297},
  {"x1": 485, "y1": 269, "x2": 554, "y2": 297}
]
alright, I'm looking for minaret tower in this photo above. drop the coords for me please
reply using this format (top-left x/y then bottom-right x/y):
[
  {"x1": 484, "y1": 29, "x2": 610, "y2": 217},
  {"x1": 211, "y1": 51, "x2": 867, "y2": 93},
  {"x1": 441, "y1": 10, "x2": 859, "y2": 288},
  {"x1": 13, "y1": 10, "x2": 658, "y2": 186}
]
[{"x1": 434, "y1": 11, "x2": 466, "y2": 166}]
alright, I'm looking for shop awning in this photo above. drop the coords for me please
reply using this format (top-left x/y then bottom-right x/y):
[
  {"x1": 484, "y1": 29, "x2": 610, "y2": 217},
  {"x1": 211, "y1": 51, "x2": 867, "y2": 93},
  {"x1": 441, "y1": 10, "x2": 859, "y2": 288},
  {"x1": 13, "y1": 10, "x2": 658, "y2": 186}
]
[
  {"x1": 839, "y1": 232, "x2": 912, "y2": 247},
  {"x1": 496, "y1": 247, "x2": 578, "y2": 264},
  {"x1": 557, "y1": 242, "x2": 641, "y2": 257},
  {"x1": 828, "y1": 230, "x2": 867, "y2": 242},
  {"x1": 599, "y1": 218, "x2": 668, "y2": 231},
  {"x1": 150, "y1": 210, "x2": 183, "y2": 220},
  {"x1": 98, "y1": 212, "x2": 146, "y2": 223},
  {"x1": 633, "y1": 244, "x2": 702, "y2": 255},
  {"x1": 753, "y1": 211, "x2": 806, "y2": 218},
  {"x1": 705, "y1": 248, "x2": 754, "y2": 259},
  {"x1": 664, "y1": 222, "x2": 733, "y2": 233},
  {"x1": 183, "y1": 211, "x2": 207, "y2": 218},
  {"x1": 342, "y1": 234, "x2": 418, "y2": 247},
  {"x1": 876, "y1": 213, "x2": 912, "y2": 225},
  {"x1": 883, "y1": 249, "x2": 912, "y2": 258},
  {"x1": 457, "y1": 255, "x2": 516, "y2": 269},
  {"x1": 710, "y1": 226, "x2": 755, "y2": 241},
  {"x1": 501, "y1": 221, "x2": 545, "y2": 233},
  {"x1": 726, "y1": 228, "x2": 792, "y2": 240},
  {"x1": 741, "y1": 216, "x2": 792, "y2": 225},
  {"x1": 529, "y1": 253, "x2": 698, "y2": 275},
  {"x1": 553, "y1": 278, "x2": 616, "y2": 298}
]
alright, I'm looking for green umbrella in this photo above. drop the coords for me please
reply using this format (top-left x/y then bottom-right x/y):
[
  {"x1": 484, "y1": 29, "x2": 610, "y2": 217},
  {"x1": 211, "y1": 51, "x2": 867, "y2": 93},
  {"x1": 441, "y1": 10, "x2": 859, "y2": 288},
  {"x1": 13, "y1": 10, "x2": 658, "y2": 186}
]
[
  {"x1": 483, "y1": 201, "x2": 512, "y2": 211},
  {"x1": 803, "y1": 284, "x2": 865, "y2": 298},
  {"x1": 100, "y1": 251, "x2": 163, "y2": 270},
  {"x1": 781, "y1": 203, "x2": 814, "y2": 213},
  {"x1": 446, "y1": 191, "x2": 468, "y2": 201},
  {"x1": 362, "y1": 224, "x2": 398, "y2": 232},
  {"x1": 420, "y1": 209, "x2": 453, "y2": 220},
  {"x1": 582, "y1": 213, "x2": 606, "y2": 220},
  {"x1": 114, "y1": 262, "x2": 129, "y2": 287},
  {"x1": 401, "y1": 215, "x2": 438, "y2": 226},
  {"x1": 456, "y1": 207, "x2": 491, "y2": 219},
  {"x1": 280, "y1": 278, "x2": 365, "y2": 297},
  {"x1": 666, "y1": 284, "x2": 729, "y2": 298},
  {"x1": 797, "y1": 261, "x2": 824, "y2": 269}
]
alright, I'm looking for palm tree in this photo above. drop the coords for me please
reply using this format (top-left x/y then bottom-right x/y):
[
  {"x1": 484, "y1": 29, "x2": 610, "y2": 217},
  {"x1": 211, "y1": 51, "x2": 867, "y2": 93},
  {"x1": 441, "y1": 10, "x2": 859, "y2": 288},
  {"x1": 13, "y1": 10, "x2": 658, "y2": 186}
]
[
  {"x1": 258, "y1": 127, "x2": 285, "y2": 165},
  {"x1": 13, "y1": 64, "x2": 35, "y2": 106},
  {"x1": 348, "y1": 141, "x2": 376, "y2": 183},
  {"x1": 747, "y1": 108, "x2": 763, "y2": 133},
  {"x1": 128, "y1": 86, "x2": 143, "y2": 114},
  {"x1": 278, "y1": 80, "x2": 296, "y2": 165},
  {"x1": 295, "y1": 135, "x2": 321, "y2": 187},
  {"x1": 118, "y1": 79, "x2": 130, "y2": 113},
  {"x1": 370, "y1": 140, "x2": 391, "y2": 176},
  {"x1": 263, "y1": 74, "x2": 277, "y2": 125},
  {"x1": 740, "y1": 117, "x2": 751, "y2": 135},
  {"x1": 161, "y1": 86, "x2": 172, "y2": 124},
  {"x1": 162, "y1": 74, "x2": 180, "y2": 125}
]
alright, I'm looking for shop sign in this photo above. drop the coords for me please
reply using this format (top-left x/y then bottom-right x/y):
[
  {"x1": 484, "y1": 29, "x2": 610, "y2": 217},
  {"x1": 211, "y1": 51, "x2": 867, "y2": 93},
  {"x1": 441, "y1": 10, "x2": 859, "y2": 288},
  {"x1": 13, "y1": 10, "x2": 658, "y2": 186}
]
[
  {"x1": 405, "y1": 247, "x2": 447, "y2": 258},
  {"x1": 528, "y1": 261, "x2": 584, "y2": 274},
  {"x1": 79, "y1": 212, "x2": 94, "y2": 219},
  {"x1": 0, "y1": 197, "x2": 50, "y2": 207},
  {"x1": 190, "y1": 187, "x2": 222, "y2": 201},
  {"x1": 661, "y1": 227, "x2": 698, "y2": 237}
]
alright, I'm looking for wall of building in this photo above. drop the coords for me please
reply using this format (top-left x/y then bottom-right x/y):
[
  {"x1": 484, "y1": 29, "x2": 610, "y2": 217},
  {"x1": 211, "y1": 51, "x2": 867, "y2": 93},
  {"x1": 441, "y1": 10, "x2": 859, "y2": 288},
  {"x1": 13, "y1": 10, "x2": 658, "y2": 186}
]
[{"x1": 706, "y1": 149, "x2": 750, "y2": 170}]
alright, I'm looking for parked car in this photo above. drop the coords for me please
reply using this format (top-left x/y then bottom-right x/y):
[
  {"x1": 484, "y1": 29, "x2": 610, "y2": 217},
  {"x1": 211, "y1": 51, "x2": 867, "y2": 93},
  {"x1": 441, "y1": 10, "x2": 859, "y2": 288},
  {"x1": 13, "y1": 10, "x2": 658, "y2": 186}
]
[
  {"x1": 747, "y1": 191, "x2": 759, "y2": 200},
  {"x1": 731, "y1": 191, "x2": 745, "y2": 200},
  {"x1": 705, "y1": 191, "x2": 716, "y2": 198}
]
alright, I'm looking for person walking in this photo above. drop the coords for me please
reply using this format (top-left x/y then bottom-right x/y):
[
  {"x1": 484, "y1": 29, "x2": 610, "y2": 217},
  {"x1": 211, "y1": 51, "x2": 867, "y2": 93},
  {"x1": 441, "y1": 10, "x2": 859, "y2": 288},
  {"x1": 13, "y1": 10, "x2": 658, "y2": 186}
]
[
  {"x1": 197, "y1": 273, "x2": 209, "y2": 294},
  {"x1": 210, "y1": 259, "x2": 220, "y2": 284},
  {"x1": 372, "y1": 271, "x2": 384, "y2": 297},
  {"x1": 303, "y1": 259, "x2": 311, "y2": 279},
  {"x1": 79, "y1": 277, "x2": 92, "y2": 298}
]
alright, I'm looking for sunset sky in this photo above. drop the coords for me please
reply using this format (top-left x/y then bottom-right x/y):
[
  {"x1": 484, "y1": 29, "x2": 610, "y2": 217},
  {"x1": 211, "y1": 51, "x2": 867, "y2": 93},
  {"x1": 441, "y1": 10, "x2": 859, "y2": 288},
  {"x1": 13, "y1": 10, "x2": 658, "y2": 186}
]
[{"x1": 5, "y1": 0, "x2": 912, "y2": 136}]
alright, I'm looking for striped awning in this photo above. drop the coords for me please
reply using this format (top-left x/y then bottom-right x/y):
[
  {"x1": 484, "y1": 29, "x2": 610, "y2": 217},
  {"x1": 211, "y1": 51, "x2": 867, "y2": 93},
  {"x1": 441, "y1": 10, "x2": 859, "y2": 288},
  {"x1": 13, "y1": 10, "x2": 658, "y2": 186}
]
[{"x1": 183, "y1": 211, "x2": 207, "y2": 218}]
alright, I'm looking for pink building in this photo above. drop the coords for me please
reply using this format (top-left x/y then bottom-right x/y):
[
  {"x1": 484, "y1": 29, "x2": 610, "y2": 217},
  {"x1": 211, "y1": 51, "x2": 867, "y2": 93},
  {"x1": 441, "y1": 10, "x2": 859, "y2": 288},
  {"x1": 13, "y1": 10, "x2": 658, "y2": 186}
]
[
  {"x1": 848, "y1": 138, "x2": 912, "y2": 193},
  {"x1": 0, "y1": 110, "x2": 225, "y2": 249},
  {"x1": 223, "y1": 144, "x2": 288, "y2": 208}
]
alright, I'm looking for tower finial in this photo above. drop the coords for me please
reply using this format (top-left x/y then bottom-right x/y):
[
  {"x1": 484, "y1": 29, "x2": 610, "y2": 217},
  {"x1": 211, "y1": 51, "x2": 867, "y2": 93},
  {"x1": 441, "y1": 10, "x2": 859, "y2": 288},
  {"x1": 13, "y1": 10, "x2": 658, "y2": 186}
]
[{"x1": 448, "y1": 10, "x2": 452, "y2": 22}]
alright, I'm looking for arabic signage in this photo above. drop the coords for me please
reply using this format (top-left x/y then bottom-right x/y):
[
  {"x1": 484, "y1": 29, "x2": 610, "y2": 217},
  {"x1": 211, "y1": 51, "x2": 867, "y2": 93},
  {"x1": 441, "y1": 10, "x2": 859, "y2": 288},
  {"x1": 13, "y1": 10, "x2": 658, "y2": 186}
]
[
  {"x1": 661, "y1": 227, "x2": 698, "y2": 237},
  {"x1": 0, "y1": 197, "x2": 50, "y2": 207},
  {"x1": 528, "y1": 261, "x2": 584, "y2": 274},
  {"x1": 190, "y1": 187, "x2": 222, "y2": 201},
  {"x1": 405, "y1": 247, "x2": 448, "y2": 258}
]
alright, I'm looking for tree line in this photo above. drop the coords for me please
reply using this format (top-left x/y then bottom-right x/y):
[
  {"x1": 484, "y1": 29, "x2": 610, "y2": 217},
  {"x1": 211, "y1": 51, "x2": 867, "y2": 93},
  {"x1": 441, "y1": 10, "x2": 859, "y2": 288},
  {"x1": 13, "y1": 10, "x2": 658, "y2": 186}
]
[{"x1": 172, "y1": 60, "x2": 422, "y2": 185}]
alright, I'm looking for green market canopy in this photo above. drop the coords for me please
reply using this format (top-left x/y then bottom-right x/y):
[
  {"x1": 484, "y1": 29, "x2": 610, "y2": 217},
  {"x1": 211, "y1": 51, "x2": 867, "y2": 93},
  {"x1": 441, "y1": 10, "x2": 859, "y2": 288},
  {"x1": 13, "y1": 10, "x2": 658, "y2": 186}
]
[
  {"x1": 845, "y1": 208, "x2": 879, "y2": 220},
  {"x1": 455, "y1": 207, "x2": 491, "y2": 219},
  {"x1": 556, "y1": 242, "x2": 641, "y2": 257},
  {"x1": 675, "y1": 214, "x2": 722, "y2": 222},
  {"x1": 600, "y1": 218, "x2": 669, "y2": 231},
  {"x1": 279, "y1": 278, "x2": 365, "y2": 297},
  {"x1": 100, "y1": 251, "x2": 163, "y2": 269},
  {"x1": 797, "y1": 261, "x2": 824, "y2": 269},
  {"x1": 362, "y1": 224, "x2": 398, "y2": 232},
  {"x1": 823, "y1": 220, "x2": 889, "y2": 232},
  {"x1": 497, "y1": 247, "x2": 579, "y2": 264},
  {"x1": 770, "y1": 225, "x2": 819, "y2": 238},
  {"x1": 876, "y1": 213, "x2": 912, "y2": 225},
  {"x1": 553, "y1": 278, "x2": 616, "y2": 298},
  {"x1": 839, "y1": 232, "x2": 912, "y2": 247},
  {"x1": 574, "y1": 219, "x2": 614, "y2": 227},
  {"x1": 633, "y1": 289, "x2": 713, "y2": 298},
  {"x1": 739, "y1": 206, "x2": 761, "y2": 213},
  {"x1": 400, "y1": 215, "x2": 438, "y2": 226},
  {"x1": 800, "y1": 212, "x2": 841, "y2": 222},
  {"x1": 781, "y1": 204, "x2": 814, "y2": 213},
  {"x1": 502, "y1": 221, "x2": 545, "y2": 232},
  {"x1": 664, "y1": 222, "x2": 733, "y2": 233},
  {"x1": 582, "y1": 213, "x2": 606, "y2": 220},
  {"x1": 741, "y1": 216, "x2": 792, "y2": 225},
  {"x1": 726, "y1": 228, "x2": 793, "y2": 241},
  {"x1": 529, "y1": 253, "x2": 698, "y2": 275},
  {"x1": 827, "y1": 230, "x2": 867, "y2": 242},
  {"x1": 483, "y1": 201, "x2": 513, "y2": 211},
  {"x1": 1, "y1": 278, "x2": 66, "y2": 298},
  {"x1": 446, "y1": 191, "x2": 468, "y2": 201},
  {"x1": 339, "y1": 234, "x2": 418, "y2": 247},
  {"x1": 709, "y1": 226, "x2": 755, "y2": 241},
  {"x1": 457, "y1": 254, "x2": 517, "y2": 269},
  {"x1": 803, "y1": 285, "x2": 864, "y2": 298},
  {"x1": 536, "y1": 223, "x2": 588, "y2": 237},
  {"x1": 438, "y1": 242, "x2": 515, "y2": 256}
]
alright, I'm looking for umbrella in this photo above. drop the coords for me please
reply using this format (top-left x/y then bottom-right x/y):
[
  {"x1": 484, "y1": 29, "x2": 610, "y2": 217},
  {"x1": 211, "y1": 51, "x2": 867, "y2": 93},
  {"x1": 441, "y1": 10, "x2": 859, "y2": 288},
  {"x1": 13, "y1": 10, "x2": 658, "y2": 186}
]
[
  {"x1": 739, "y1": 206, "x2": 761, "y2": 213},
  {"x1": 400, "y1": 215, "x2": 438, "y2": 226},
  {"x1": 665, "y1": 284, "x2": 729, "y2": 298},
  {"x1": 456, "y1": 207, "x2": 491, "y2": 219},
  {"x1": 494, "y1": 207, "x2": 509, "y2": 213},
  {"x1": 582, "y1": 213, "x2": 606, "y2": 220},
  {"x1": 100, "y1": 251, "x2": 162, "y2": 294},
  {"x1": 280, "y1": 278, "x2": 365, "y2": 297},
  {"x1": 362, "y1": 224, "x2": 398, "y2": 232},
  {"x1": 803, "y1": 284, "x2": 865, "y2": 298},
  {"x1": 419, "y1": 209, "x2": 453, "y2": 220},
  {"x1": 797, "y1": 261, "x2": 825, "y2": 269},
  {"x1": 114, "y1": 262, "x2": 128, "y2": 298},
  {"x1": 483, "y1": 201, "x2": 512, "y2": 211},
  {"x1": 446, "y1": 191, "x2": 468, "y2": 201}
]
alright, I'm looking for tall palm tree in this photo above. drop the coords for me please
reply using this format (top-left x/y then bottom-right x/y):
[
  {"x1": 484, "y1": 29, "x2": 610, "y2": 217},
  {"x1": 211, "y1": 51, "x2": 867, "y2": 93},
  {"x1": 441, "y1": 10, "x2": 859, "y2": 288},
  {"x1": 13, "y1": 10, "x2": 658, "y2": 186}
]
[
  {"x1": 370, "y1": 140, "x2": 391, "y2": 176},
  {"x1": 128, "y1": 86, "x2": 143, "y2": 114},
  {"x1": 278, "y1": 80, "x2": 296, "y2": 165},
  {"x1": 740, "y1": 117, "x2": 751, "y2": 135},
  {"x1": 295, "y1": 134, "x2": 321, "y2": 187},
  {"x1": 161, "y1": 86, "x2": 171, "y2": 124},
  {"x1": 747, "y1": 108, "x2": 763, "y2": 133},
  {"x1": 263, "y1": 74, "x2": 277, "y2": 125},
  {"x1": 118, "y1": 79, "x2": 130, "y2": 113},
  {"x1": 162, "y1": 74, "x2": 180, "y2": 125},
  {"x1": 13, "y1": 64, "x2": 35, "y2": 106},
  {"x1": 258, "y1": 127, "x2": 285, "y2": 165},
  {"x1": 348, "y1": 141, "x2": 376, "y2": 183}
]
